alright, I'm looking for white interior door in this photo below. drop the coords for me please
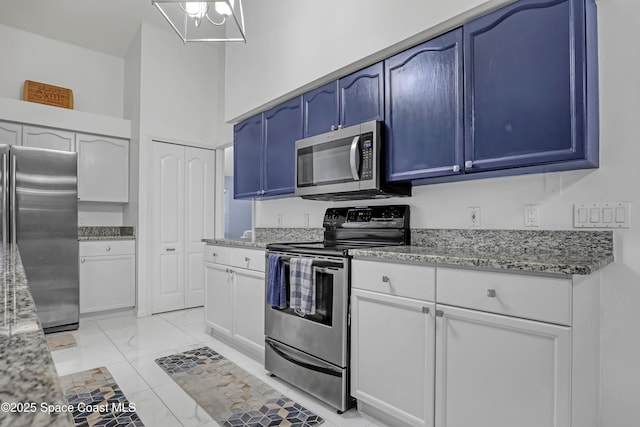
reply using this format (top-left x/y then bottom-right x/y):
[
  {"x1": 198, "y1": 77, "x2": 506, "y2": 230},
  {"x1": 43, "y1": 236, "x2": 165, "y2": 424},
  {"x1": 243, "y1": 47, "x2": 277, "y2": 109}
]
[
  {"x1": 152, "y1": 142, "x2": 185, "y2": 313},
  {"x1": 184, "y1": 146, "x2": 215, "y2": 308}
]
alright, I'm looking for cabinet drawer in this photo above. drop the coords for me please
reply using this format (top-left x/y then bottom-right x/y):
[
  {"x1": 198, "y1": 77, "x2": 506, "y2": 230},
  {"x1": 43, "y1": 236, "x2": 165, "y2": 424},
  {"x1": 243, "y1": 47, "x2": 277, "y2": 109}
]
[
  {"x1": 79, "y1": 240, "x2": 135, "y2": 257},
  {"x1": 436, "y1": 268, "x2": 572, "y2": 325},
  {"x1": 204, "y1": 245, "x2": 232, "y2": 265},
  {"x1": 232, "y1": 248, "x2": 266, "y2": 272},
  {"x1": 352, "y1": 259, "x2": 435, "y2": 301}
]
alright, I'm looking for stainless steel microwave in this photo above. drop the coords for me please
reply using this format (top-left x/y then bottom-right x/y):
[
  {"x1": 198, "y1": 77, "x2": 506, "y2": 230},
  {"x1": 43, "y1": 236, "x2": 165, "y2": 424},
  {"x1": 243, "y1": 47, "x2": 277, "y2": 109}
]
[{"x1": 294, "y1": 120, "x2": 411, "y2": 200}]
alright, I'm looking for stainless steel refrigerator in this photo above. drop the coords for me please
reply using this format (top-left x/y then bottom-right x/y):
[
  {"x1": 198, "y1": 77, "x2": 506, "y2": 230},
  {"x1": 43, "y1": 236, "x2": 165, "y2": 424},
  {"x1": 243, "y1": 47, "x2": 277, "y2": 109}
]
[{"x1": 0, "y1": 144, "x2": 79, "y2": 333}]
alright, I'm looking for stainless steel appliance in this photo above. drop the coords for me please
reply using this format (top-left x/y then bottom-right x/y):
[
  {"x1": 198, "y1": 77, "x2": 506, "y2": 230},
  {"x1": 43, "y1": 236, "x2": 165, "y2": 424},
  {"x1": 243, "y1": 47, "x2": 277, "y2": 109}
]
[
  {"x1": 265, "y1": 205, "x2": 410, "y2": 413},
  {"x1": 0, "y1": 145, "x2": 79, "y2": 333},
  {"x1": 294, "y1": 120, "x2": 411, "y2": 201}
]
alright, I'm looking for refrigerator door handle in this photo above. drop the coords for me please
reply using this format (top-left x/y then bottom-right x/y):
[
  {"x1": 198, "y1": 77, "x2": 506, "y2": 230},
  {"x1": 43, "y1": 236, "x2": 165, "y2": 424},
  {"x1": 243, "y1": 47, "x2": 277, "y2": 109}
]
[
  {"x1": 2, "y1": 153, "x2": 6, "y2": 248},
  {"x1": 11, "y1": 154, "x2": 16, "y2": 244}
]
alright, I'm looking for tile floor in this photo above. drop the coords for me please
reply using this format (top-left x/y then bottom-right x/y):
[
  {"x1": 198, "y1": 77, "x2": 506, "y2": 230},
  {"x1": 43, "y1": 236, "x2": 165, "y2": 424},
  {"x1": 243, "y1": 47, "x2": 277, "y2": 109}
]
[{"x1": 51, "y1": 307, "x2": 381, "y2": 427}]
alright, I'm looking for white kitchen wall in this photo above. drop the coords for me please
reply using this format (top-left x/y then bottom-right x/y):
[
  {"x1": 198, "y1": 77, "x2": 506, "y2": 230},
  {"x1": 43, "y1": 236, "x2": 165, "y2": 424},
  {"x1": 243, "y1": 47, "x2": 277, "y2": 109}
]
[
  {"x1": 236, "y1": 1, "x2": 640, "y2": 424},
  {"x1": 225, "y1": 0, "x2": 517, "y2": 121},
  {"x1": 0, "y1": 23, "x2": 124, "y2": 118},
  {"x1": 125, "y1": 22, "x2": 227, "y2": 317}
]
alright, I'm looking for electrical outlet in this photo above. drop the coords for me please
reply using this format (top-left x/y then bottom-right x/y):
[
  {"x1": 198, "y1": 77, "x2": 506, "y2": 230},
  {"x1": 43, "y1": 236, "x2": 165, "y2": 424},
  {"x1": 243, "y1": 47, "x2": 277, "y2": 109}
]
[
  {"x1": 524, "y1": 204, "x2": 540, "y2": 227},
  {"x1": 468, "y1": 207, "x2": 481, "y2": 227},
  {"x1": 277, "y1": 214, "x2": 283, "y2": 227}
]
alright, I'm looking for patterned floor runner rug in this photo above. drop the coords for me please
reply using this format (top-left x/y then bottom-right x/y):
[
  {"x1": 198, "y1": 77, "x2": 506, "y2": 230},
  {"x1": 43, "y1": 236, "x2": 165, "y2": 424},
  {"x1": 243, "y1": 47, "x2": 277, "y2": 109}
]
[
  {"x1": 156, "y1": 346, "x2": 324, "y2": 427},
  {"x1": 59, "y1": 367, "x2": 144, "y2": 426}
]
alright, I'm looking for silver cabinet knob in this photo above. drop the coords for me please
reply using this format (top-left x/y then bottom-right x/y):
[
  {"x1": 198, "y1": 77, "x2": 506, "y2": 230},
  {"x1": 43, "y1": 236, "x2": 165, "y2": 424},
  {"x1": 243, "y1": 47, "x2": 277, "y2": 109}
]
[
  {"x1": 452, "y1": 165, "x2": 460, "y2": 172},
  {"x1": 212, "y1": 253, "x2": 217, "y2": 257},
  {"x1": 487, "y1": 289, "x2": 497, "y2": 298},
  {"x1": 244, "y1": 257, "x2": 250, "y2": 262},
  {"x1": 106, "y1": 246, "x2": 111, "y2": 252},
  {"x1": 382, "y1": 275, "x2": 390, "y2": 283},
  {"x1": 331, "y1": 125, "x2": 336, "y2": 131},
  {"x1": 338, "y1": 124, "x2": 343, "y2": 129},
  {"x1": 465, "y1": 160, "x2": 473, "y2": 168},
  {"x1": 80, "y1": 258, "x2": 85, "y2": 263}
]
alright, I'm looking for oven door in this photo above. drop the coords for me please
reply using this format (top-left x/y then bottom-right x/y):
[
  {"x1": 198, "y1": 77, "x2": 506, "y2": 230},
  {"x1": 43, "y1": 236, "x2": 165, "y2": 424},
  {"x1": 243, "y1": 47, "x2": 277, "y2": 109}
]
[{"x1": 264, "y1": 253, "x2": 349, "y2": 367}]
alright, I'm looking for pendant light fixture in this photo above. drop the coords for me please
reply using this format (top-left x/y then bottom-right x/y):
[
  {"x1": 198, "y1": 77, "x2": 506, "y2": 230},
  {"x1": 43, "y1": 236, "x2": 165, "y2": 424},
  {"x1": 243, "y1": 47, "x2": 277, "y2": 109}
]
[{"x1": 152, "y1": 0, "x2": 246, "y2": 43}]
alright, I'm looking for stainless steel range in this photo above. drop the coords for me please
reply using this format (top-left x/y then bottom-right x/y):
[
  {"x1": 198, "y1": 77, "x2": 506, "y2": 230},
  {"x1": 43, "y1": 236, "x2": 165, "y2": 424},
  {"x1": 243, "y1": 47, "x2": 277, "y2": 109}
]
[{"x1": 264, "y1": 205, "x2": 410, "y2": 413}]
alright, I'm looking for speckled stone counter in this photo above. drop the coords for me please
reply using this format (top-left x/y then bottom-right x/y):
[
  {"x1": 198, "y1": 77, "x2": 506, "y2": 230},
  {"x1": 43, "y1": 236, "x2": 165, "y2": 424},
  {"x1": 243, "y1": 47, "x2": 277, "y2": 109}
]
[
  {"x1": 202, "y1": 227, "x2": 324, "y2": 249},
  {"x1": 78, "y1": 226, "x2": 135, "y2": 241},
  {"x1": 350, "y1": 229, "x2": 614, "y2": 275},
  {"x1": 0, "y1": 246, "x2": 74, "y2": 427}
]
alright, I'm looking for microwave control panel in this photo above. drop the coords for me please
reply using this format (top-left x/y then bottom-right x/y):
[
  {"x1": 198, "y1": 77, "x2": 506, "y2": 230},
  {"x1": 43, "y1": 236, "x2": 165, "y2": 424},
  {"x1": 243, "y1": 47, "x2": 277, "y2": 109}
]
[{"x1": 361, "y1": 132, "x2": 374, "y2": 180}]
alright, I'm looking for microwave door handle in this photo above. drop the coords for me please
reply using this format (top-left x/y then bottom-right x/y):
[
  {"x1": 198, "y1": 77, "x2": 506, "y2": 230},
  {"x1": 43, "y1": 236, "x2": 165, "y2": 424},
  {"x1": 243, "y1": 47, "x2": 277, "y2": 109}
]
[{"x1": 349, "y1": 135, "x2": 361, "y2": 181}]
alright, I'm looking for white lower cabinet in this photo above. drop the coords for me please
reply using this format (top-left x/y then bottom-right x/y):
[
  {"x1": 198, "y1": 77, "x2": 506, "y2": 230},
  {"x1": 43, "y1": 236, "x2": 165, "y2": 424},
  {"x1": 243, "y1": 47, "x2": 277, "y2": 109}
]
[
  {"x1": 351, "y1": 289, "x2": 435, "y2": 427},
  {"x1": 79, "y1": 240, "x2": 136, "y2": 314},
  {"x1": 204, "y1": 245, "x2": 265, "y2": 358},
  {"x1": 435, "y1": 305, "x2": 570, "y2": 427},
  {"x1": 205, "y1": 263, "x2": 233, "y2": 337},
  {"x1": 351, "y1": 259, "x2": 600, "y2": 427}
]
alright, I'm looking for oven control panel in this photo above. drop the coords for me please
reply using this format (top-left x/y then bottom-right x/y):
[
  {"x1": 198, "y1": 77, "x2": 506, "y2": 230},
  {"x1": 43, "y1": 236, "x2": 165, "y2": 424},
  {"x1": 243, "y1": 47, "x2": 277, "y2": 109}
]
[{"x1": 323, "y1": 205, "x2": 409, "y2": 229}]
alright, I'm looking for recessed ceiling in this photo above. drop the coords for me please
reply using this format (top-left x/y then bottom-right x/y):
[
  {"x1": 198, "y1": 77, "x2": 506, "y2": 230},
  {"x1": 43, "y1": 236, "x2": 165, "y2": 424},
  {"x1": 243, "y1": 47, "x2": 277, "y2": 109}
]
[{"x1": 0, "y1": 0, "x2": 172, "y2": 57}]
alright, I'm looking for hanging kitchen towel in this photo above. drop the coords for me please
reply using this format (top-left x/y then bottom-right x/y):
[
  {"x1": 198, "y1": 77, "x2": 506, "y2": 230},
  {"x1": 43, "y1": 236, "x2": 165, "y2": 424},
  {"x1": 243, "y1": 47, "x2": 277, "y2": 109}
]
[
  {"x1": 266, "y1": 254, "x2": 287, "y2": 308},
  {"x1": 290, "y1": 257, "x2": 315, "y2": 316}
]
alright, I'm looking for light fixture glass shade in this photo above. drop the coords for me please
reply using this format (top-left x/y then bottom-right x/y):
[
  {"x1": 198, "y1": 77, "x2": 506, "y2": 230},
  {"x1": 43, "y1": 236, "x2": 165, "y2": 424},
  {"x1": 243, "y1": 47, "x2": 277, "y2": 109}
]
[
  {"x1": 152, "y1": 0, "x2": 246, "y2": 43},
  {"x1": 214, "y1": 0, "x2": 234, "y2": 16}
]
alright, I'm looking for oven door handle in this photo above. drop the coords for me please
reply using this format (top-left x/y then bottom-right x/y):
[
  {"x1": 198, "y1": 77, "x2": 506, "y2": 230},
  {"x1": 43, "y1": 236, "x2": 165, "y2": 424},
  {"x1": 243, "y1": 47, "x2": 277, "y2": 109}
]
[
  {"x1": 278, "y1": 257, "x2": 344, "y2": 270},
  {"x1": 266, "y1": 339, "x2": 342, "y2": 378}
]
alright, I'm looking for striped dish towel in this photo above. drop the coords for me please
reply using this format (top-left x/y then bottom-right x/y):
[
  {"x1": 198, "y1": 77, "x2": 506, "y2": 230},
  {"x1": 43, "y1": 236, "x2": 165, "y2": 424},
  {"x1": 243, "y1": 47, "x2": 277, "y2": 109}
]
[{"x1": 289, "y1": 257, "x2": 315, "y2": 316}]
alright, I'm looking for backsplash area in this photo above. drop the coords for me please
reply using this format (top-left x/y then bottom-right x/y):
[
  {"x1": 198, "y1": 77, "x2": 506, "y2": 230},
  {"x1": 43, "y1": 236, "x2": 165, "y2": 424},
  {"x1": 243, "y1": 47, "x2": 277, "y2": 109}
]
[{"x1": 254, "y1": 228, "x2": 324, "y2": 243}]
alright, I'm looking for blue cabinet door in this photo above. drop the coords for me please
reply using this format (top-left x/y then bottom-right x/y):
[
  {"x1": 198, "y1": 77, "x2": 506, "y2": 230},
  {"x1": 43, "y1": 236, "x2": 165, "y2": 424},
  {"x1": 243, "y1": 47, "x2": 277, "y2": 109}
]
[
  {"x1": 464, "y1": 0, "x2": 588, "y2": 172},
  {"x1": 339, "y1": 62, "x2": 385, "y2": 128},
  {"x1": 233, "y1": 114, "x2": 263, "y2": 199},
  {"x1": 303, "y1": 81, "x2": 339, "y2": 137},
  {"x1": 263, "y1": 97, "x2": 302, "y2": 196},
  {"x1": 385, "y1": 29, "x2": 463, "y2": 182}
]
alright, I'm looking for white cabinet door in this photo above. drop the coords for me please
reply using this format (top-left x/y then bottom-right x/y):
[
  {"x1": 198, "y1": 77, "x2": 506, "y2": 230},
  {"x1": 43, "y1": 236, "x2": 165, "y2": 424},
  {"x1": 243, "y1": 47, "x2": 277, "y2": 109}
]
[
  {"x1": 205, "y1": 263, "x2": 233, "y2": 337},
  {"x1": 435, "y1": 305, "x2": 571, "y2": 427},
  {"x1": 351, "y1": 289, "x2": 436, "y2": 427},
  {"x1": 77, "y1": 134, "x2": 129, "y2": 202},
  {"x1": 0, "y1": 121, "x2": 21, "y2": 146},
  {"x1": 22, "y1": 125, "x2": 75, "y2": 151},
  {"x1": 152, "y1": 142, "x2": 185, "y2": 313},
  {"x1": 184, "y1": 147, "x2": 215, "y2": 308},
  {"x1": 79, "y1": 254, "x2": 135, "y2": 313},
  {"x1": 232, "y1": 268, "x2": 265, "y2": 353}
]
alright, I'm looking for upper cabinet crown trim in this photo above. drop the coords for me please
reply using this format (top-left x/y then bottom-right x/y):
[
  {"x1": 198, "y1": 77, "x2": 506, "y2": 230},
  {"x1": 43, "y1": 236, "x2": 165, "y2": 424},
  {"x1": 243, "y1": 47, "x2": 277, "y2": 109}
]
[{"x1": 0, "y1": 97, "x2": 131, "y2": 140}]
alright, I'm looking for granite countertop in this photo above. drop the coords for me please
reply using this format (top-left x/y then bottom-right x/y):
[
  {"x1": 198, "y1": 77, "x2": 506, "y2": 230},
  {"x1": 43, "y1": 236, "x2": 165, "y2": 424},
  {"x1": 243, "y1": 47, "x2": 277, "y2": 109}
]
[
  {"x1": 350, "y1": 229, "x2": 614, "y2": 276},
  {"x1": 78, "y1": 226, "x2": 136, "y2": 241},
  {"x1": 0, "y1": 246, "x2": 74, "y2": 426},
  {"x1": 202, "y1": 227, "x2": 325, "y2": 249},
  {"x1": 202, "y1": 238, "x2": 268, "y2": 249}
]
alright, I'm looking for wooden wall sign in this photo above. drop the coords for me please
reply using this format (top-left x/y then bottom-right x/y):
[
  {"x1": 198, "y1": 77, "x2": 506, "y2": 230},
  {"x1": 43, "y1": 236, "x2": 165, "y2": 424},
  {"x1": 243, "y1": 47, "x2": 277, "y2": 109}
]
[{"x1": 23, "y1": 80, "x2": 74, "y2": 109}]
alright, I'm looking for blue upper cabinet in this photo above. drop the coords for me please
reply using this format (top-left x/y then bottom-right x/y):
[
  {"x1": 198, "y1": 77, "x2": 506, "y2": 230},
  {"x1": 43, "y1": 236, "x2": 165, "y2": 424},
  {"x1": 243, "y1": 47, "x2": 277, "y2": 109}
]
[
  {"x1": 464, "y1": 0, "x2": 596, "y2": 173},
  {"x1": 339, "y1": 62, "x2": 384, "y2": 128},
  {"x1": 303, "y1": 62, "x2": 384, "y2": 138},
  {"x1": 385, "y1": 29, "x2": 464, "y2": 182},
  {"x1": 234, "y1": 114, "x2": 263, "y2": 198},
  {"x1": 303, "y1": 81, "x2": 339, "y2": 137},
  {"x1": 263, "y1": 97, "x2": 303, "y2": 197}
]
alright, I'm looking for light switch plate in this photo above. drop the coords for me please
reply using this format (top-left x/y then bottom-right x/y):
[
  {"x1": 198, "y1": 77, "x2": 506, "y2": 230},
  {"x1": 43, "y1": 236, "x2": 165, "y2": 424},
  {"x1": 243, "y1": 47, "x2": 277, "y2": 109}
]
[{"x1": 574, "y1": 202, "x2": 630, "y2": 228}]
